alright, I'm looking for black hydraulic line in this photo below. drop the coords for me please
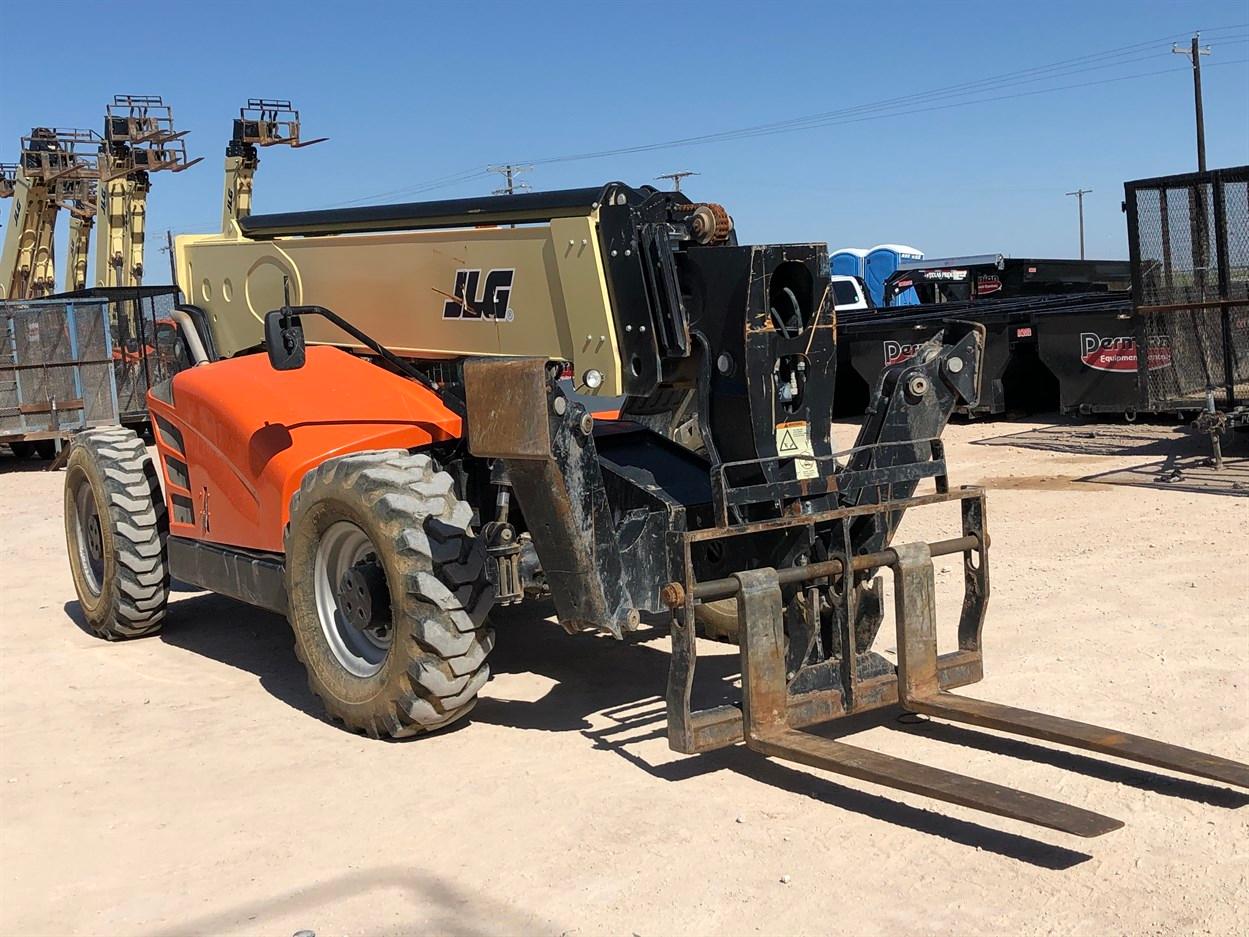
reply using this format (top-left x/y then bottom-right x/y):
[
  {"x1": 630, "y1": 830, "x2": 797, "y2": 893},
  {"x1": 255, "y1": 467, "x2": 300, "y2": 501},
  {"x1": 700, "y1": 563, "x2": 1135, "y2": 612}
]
[{"x1": 239, "y1": 185, "x2": 621, "y2": 239}]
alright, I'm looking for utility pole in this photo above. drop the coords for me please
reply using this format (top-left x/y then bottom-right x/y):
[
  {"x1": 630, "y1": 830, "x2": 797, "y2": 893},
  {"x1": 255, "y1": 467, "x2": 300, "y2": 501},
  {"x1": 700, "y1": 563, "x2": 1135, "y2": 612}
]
[
  {"x1": 1172, "y1": 33, "x2": 1211, "y2": 172},
  {"x1": 1066, "y1": 188, "x2": 1092, "y2": 259},
  {"x1": 656, "y1": 170, "x2": 698, "y2": 192},
  {"x1": 488, "y1": 164, "x2": 532, "y2": 195}
]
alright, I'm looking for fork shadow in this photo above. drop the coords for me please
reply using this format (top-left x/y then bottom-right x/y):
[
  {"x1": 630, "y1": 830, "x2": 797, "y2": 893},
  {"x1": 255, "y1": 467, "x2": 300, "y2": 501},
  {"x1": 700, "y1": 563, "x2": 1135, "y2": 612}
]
[
  {"x1": 886, "y1": 718, "x2": 1249, "y2": 808},
  {"x1": 579, "y1": 698, "x2": 1097, "y2": 870}
]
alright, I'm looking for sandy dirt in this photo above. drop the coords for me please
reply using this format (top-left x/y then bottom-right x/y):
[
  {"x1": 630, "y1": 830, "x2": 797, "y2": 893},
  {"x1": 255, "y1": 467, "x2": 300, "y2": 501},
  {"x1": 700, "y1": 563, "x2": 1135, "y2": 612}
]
[{"x1": 1, "y1": 418, "x2": 1246, "y2": 937}]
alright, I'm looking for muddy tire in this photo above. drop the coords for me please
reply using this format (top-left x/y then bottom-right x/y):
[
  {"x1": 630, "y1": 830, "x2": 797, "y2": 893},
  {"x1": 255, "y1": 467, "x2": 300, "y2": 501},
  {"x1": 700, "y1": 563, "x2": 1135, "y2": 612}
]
[
  {"x1": 284, "y1": 450, "x2": 495, "y2": 739},
  {"x1": 63, "y1": 427, "x2": 170, "y2": 639},
  {"x1": 694, "y1": 600, "x2": 740, "y2": 642}
]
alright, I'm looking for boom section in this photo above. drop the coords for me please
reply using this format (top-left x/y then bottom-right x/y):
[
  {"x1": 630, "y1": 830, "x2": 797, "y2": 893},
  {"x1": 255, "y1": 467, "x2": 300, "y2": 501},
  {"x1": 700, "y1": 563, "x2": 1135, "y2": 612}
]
[{"x1": 174, "y1": 184, "x2": 733, "y2": 397}]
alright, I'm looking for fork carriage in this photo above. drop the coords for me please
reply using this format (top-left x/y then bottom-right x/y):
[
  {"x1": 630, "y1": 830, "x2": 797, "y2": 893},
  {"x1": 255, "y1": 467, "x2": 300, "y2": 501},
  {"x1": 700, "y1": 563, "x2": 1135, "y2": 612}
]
[{"x1": 662, "y1": 460, "x2": 1247, "y2": 836}]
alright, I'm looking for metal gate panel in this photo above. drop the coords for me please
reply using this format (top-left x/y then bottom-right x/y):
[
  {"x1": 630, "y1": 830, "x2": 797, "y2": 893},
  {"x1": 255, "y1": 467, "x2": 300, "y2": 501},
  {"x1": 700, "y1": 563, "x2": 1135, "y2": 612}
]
[
  {"x1": 1125, "y1": 165, "x2": 1249, "y2": 411},
  {"x1": 0, "y1": 299, "x2": 118, "y2": 437}
]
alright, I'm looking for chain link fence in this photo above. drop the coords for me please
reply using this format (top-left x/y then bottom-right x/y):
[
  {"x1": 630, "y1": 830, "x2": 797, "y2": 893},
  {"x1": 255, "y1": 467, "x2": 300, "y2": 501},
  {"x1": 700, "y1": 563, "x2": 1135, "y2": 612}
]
[{"x1": 1125, "y1": 166, "x2": 1249, "y2": 412}]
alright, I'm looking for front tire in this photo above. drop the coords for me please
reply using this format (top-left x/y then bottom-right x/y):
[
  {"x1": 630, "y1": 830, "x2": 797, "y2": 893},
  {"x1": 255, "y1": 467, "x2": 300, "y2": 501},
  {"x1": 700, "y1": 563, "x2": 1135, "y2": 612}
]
[
  {"x1": 284, "y1": 450, "x2": 495, "y2": 738},
  {"x1": 63, "y1": 427, "x2": 170, "y2": 639}
]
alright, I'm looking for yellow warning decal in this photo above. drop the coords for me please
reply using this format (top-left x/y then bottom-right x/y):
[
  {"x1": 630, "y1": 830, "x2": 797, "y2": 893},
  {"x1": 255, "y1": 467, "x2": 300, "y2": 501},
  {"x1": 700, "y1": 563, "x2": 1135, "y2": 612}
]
[{"x1": 775, "y1": 420, "x2": 818, "y2": 480}]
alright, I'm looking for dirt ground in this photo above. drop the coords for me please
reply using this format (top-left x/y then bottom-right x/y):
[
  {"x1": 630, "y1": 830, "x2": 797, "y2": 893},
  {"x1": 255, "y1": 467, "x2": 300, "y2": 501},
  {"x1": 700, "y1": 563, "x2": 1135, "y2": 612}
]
[{"x1": 1, "y1": 418, "x2": 1246, "y2": 937}]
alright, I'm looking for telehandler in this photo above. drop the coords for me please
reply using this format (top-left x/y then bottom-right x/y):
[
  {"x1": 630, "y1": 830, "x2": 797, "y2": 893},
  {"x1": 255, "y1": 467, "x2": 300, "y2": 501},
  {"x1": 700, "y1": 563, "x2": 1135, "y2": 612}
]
[{"x1": 63, "y1": 152, "x2": 1247, "y2": 837}]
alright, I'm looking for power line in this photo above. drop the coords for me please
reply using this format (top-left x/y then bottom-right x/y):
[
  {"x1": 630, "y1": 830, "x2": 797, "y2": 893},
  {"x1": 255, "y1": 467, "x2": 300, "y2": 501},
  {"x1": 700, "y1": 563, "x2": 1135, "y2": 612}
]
[
  {"x1": 516, "y1": 57, "x2": 1249, "y2": 169},
  {"x1": 329, "y1": 57, "x2": 1248, "y2": 205},
  {"x1": 310, "y1": 28, "x2": 1248, "y2": 208},
  {"x1": 321, "y1": 167, "x2": 493, "y2": 208},
  {"x1": 513, "y1": 28, "x2": 1248, "y2": 167}
]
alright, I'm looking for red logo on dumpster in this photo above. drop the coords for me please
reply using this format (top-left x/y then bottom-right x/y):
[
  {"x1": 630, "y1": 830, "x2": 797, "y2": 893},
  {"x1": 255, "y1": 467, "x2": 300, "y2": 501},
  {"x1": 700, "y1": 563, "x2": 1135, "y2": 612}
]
[
  {"x1": 977, "y1": 275, "x2": 1002, "y2": 296},
  {"x1": 1079, "y1": 333, "x2": 1172, "y2": 372},
  {"x1": 883, "y1": 340, "x2": 923, "y2": 366}
]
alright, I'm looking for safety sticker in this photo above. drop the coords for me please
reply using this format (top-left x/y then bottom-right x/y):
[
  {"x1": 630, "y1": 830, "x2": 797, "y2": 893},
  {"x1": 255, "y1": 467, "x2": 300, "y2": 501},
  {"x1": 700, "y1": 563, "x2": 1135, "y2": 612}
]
[{"x1": 776, "y1": 420, "x2": 818, "y2": 480}]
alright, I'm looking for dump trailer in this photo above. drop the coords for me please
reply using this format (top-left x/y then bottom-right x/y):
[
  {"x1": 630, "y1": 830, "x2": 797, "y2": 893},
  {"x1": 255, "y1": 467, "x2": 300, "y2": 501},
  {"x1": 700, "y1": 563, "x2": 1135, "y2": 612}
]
[
  {"x1": 63, "y1": 181, "x2": 1246, "y2": 839},
  {"x1": 834, "y1": 291, "x2": 1139, "y2": 418}
]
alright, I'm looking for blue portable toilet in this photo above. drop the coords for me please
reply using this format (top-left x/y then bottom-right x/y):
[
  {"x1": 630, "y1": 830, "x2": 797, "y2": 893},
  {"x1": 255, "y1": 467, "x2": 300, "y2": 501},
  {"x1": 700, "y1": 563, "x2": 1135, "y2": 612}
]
[
  {"x1": 830, "y1": 247, "x2": 869, "y2": 279},
  {"x1": 864, "y1": 244, "x2": 923, "y2": 306}
]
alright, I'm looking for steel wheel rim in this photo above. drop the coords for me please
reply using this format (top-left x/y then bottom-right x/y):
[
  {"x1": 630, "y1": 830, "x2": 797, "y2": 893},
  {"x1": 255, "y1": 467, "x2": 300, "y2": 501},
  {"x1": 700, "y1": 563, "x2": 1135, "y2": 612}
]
[
  {"x1": 72, "y1": 473, "x2": 105, "y2": 596},
  {"x1": 314, "y1": 520, "x2": 391, "y2": 677}
]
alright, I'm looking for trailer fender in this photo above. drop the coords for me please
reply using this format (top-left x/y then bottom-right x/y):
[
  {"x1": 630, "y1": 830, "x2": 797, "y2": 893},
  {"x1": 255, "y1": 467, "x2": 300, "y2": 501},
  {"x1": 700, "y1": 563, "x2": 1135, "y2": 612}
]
[{"x1": 147, "y1": 346, "x2": 461, "y2": 552}]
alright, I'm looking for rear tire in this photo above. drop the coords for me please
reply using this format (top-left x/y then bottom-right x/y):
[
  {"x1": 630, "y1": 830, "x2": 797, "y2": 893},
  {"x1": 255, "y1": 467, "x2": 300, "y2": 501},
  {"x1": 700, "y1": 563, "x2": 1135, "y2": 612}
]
[
  {"x1": 63, "y1": 427, "x2": 170, "y2": 639},
  {"x1": 284, "y1": 450, "x2": 495, "y2": 738}
]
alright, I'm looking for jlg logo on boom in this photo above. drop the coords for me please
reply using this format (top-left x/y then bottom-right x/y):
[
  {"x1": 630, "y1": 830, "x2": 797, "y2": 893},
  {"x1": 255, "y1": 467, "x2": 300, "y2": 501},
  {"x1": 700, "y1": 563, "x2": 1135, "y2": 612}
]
[{"x1": 442, "y1": 269, "x2": 515, "y2": 321}]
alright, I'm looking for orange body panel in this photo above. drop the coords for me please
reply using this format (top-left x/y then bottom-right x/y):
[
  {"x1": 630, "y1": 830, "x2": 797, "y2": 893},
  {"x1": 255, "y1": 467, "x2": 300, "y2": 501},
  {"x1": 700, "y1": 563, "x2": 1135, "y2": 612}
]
[{"x1": 148, "y1": 346, "x2": 461, "y2": 552}]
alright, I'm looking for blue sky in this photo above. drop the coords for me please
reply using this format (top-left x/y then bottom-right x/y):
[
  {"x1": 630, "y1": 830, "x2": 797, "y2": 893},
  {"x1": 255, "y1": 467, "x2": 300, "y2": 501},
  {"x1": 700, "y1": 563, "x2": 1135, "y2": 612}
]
[{"x1": 2, "y1": 0, "x2": 1246, "y2": 274}]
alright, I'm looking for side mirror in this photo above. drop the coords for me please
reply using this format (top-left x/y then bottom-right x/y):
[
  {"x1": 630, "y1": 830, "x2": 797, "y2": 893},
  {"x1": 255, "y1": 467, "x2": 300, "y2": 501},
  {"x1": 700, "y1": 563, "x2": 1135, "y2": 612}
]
[{"x1": 264, "y1": 308, "x2": 306, "y2": 371}]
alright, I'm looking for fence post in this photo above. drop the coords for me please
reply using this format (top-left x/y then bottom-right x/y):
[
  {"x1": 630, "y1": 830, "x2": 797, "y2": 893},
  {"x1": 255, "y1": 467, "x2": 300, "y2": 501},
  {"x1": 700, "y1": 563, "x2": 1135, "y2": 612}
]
[{"x1": 1209, "y1": 171, "x2": 1235, "y2": 407}]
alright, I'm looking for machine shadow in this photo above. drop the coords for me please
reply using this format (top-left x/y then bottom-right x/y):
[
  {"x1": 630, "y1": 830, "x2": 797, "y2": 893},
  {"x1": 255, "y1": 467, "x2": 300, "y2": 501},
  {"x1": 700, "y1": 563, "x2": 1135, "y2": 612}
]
[
  {"x1": 0, "y1": 453, "x2": 59, "y2": 474},
  {"x1": 474, "y1": 602, "x2": 740, "y2": 734},
  {"x1": 477, "y1": 607, "x2": 1094, "y2": 869},
  {"x1": 144, "y1": 864, "x2": 551, "y2": 937},
  {"x1": 64, "y1": 594, "x2": 1154, "y2": 865},
  {"x1": 159, "y1": 592, "x2": 329, "y2": 718},
  {"x1": 64, "y1": 590, "x2": 330, "y2": 722}
]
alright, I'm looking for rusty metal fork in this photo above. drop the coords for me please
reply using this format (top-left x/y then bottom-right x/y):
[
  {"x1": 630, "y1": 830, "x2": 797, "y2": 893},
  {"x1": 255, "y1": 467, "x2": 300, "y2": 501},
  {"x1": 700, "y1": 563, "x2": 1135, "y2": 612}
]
[
  {"x1": 734, "y1": 566, "x2": 1123, "y2": 838},
  {"x1": 890, "y1": 543, "x2": 1249, "y2": 791}
]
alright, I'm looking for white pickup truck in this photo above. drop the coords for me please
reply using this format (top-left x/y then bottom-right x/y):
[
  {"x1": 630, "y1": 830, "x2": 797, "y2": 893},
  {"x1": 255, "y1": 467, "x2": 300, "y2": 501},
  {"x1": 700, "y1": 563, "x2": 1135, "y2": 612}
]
[{"x1": 829, "y1": 275, "x2": 871, "y2": 311}]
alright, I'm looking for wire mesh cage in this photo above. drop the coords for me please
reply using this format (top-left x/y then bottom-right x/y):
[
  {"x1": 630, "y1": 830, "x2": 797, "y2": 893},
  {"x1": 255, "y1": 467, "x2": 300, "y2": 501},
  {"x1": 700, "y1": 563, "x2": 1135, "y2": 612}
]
[
  {"x1": 104, "y1": 288, "x2": 186, "y2": 420},
  {"x1": 1125, "y1": 166, "x2": 1249, "y2": 412},
  {"x1": 1, "y1": 299, "x2": 117, "y2": 438}
]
